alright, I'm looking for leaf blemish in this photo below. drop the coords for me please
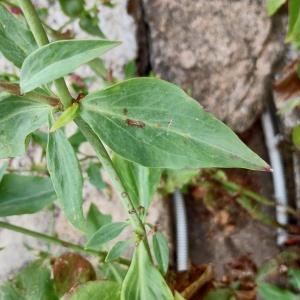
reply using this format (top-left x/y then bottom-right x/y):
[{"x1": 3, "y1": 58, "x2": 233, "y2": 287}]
[
  {"x1": 126, "y1": 119, "x2": 145, "y2": 128},
  {"x1": 123, "y1": 108, "x2": 128, "y2": 115}
]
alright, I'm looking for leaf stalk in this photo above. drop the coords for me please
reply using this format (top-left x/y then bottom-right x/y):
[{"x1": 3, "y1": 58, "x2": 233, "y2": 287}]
[
  {"x1": 0, "y1": 221, "x2": 130, "y2": 266},
  {"x1": 17, "y1": 0, "x2": 73, "y2": 108}
]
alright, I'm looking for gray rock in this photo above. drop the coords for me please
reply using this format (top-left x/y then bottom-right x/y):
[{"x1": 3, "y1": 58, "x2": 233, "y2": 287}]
[{"x1": 142, "y1": 0, "x2": 285, "y2": 132}]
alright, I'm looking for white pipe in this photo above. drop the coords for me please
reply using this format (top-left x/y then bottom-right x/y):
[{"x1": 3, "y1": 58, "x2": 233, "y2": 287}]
[
  {"x1": 261, "y1": 111, "x2": 288, "y2": 245},
  {"x1": 173, "y1": 189, "x2": 189, "y2": 272}
]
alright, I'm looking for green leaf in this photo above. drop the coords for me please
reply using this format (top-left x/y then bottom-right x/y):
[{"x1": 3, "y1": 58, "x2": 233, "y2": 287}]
[
  {"x1": 0, "y1": 260, "x2": 58, "y2": 300},
  {"x1": 288, "y1": 268, "x2": 300, "y2": 291},
  {"x1": 278, "y1": 98, "x2": 300, "y2": 115},
  {"x1": 0, "y1": 282, "x2": 23, "y2": 300},
  {"x1": 50, "y1": 103, "x2": 79, "y2": 132},
  {"x1": 20, "y1": 39, "x2": 120, "y2": 93},
  {"x1": 121, "y1": 243, "x2": 173, "y2": 300},
  {"x1": 99, "y1": 262, "x2": 128, "y2": 282},
  {"x1": 65, "y1": 281, "x2": 120, "y2": 300},
  {"x1": 153, "y1": 232, "x2": 169, "y2": 275},
  {"x1": 163, "y1": 169, "x2": 198, "y2": 194},
  {"x1": 0, "y1": 174, "x2": 56, "y2": 216},
  {"x1": 204, "y1": 288, "x2": 234, "y2": 300},
  {"x1": 85, "y1": 203, "x2": 112, "y2": 239},
  {"x1": 287, "y1": 0, "x2": 300, "y2": 42},
  {"x1": 124, "y1": 60, "x2": 137, "y2": 79},
  {"x1": 105, "y1": 240, "x2": 132, "y2": 263},
  {"x1": 80, "y1": 78, "x2": 268, "y2": 170},
  {"x1": 258, "y1": 282, "x2": 299, "y2": 300},
  {"x1": 292, "y1": 124, "x2": 300, "y2": 150},
  {"x1": 174, "y1": 291, "x2": 186, "y2": 300},
  {"x1": 266, "y1": 0, "x2": 286, "y2": 16},
  {"x1": 0, "y1": 94, "x2": 50, "y2": 159},
  {"x1": 79, "y1": 12, "x2": 105, "y2": 38},
  {"x1": 113, "y1": 154, "x2": 161, "y2": 215},
  {"x1": 236, "y1": 196, "x2": 276, "y2": 226},
  {"x1": 87, "y1": 163, "x2": 106, "y2": 190},
  {"x1": 0, "y1": 4, "x2": 37, "y2": 68},
  {"x1": 69, "y1": 130, "x2": 87, "y2": 151},
  {"x1": 47, "y1": 113, "x2": 85, "y2": 230},
  {"x1": 0, "y1": 160, "x2": 8, "y2": 182},
  {"x1": 86, "y1": 222, "x2": 128, "y2": 250},
  {"x1": 59, "y1": 0, "x2": 84, "y2": 17},
  {"x1": 88, "y1": 58, "x2": 107, "y2": 79},
  {"x1": 31, "y1": 130, "x2": 48, "y2": 150}
]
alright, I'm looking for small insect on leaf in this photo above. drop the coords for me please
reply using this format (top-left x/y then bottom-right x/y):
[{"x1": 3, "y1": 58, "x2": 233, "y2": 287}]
[
  {"x1": 126, "y1": 119, "x2": 145, "y2": 128},
  {"x1": 50, "y1": 103, "x2": 79, "y2": 132}
]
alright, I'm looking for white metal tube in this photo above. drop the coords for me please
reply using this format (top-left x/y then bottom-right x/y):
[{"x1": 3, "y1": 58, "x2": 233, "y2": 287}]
[
  {"x1": 261, "y1": 111, "x2": 288, "y2": 245},
  {"x1": 173, "y1": 189, "x2": 189, "y2": 272}
]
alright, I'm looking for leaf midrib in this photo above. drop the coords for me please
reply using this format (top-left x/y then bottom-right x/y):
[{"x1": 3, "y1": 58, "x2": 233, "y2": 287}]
[{"x1": 83, "y1": 104, "x2": 262, "y2": 167}]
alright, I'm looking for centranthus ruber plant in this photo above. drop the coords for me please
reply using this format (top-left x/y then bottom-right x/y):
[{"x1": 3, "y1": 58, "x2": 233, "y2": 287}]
[{"x1": 0, "y1": 0, "x2": 269, "y2": 299}]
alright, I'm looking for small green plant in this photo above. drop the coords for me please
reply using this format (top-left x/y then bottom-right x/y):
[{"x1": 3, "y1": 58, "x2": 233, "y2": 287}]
[{"x1": 0, "y1": 0, "x2": 269, "y2": 299}]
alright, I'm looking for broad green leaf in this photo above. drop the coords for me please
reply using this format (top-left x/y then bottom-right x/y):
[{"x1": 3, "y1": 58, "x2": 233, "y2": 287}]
[
  {"x1": 292, "y1": 124, "x2": 300, "y2": 150},
  {"x1": 79, "y1": 12, "x2": 105, "y2": 38},
  {"x1": 20, "y1": 39, "x2": 120, "y2": 93},
  {"x1": 258, "y1": 282, "x2": 299, "y2": 300},
  {"x1": 0, "y1": 260, "x2": 58, "y2": 300},
  {"x1": 113, "y1": 154, "x2": 161, "y2": 215},
  {"x1": 287, "y1": 0, "x2": 300, "y2": 42},
  {"x1": 50, "y1": 103, "x2": 79, "y2": 132},
  {"x1": 288, "y1": 268, "x2": 300, "y2": 291},
  {"x1": 105, "y1": 240, "x2": 132, "y2": 262},
  {"x1": 87, "y1": 163, "x2": 106, "y2": 191},
  {"x1": 0, "y1": 160, "x2": 8, "y2": 182},
  {"x1": 86, "y1": 222, "x2": 128, "y2": 250},
  {"x1": 121, "y1": 243, "x2": 173, "y2": 300},
  {"x1": 47, "y1": 113, "x2": 85, "y2": 230},
  {"x1": 0, "y1": 4, "x2": 37, "y2": 68},
  {"x1": 59, "y1": 0, "x2": 84, "y2": 17},
  {"x1": 0, "y1": 174, "x2": 56, "y2": 216},
  {"x1": 80, "y1": 78, "x2": 268, "y2": 170},
  {"x1": 65, "y1": 281, "x2": 120, "y2": 300},
  {"x1": 153, "y1": 232, "x2": 169, "y2": 275},
  {"x1": 0, "y1": 94, "x2": 50, "y2": 159},
  {"x1": 85, "y1": 203, "x2": 112, "y2": 239},
  {"x1": 266, "y1": 0, "x2": 286, "y2": 16}
]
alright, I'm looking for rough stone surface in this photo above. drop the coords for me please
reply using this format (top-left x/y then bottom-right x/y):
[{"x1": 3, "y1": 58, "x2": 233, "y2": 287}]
[{"x1": 142, "y1": 0, "x2": 286, "y2": 132}]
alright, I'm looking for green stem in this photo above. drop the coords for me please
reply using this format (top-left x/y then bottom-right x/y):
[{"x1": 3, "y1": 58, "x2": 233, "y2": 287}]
[
  {"x1": 75, "y1": 117, "x2": 154, "y2": 263},
  {"x1": 212, "y1": 173, "x2": 300, "y2": 218},
  {"x1": 0, "y1": 221, "x2": 130, "y2": 266},
  {"x1": 17, "y1": 0, "x2": 73, "y2": 108}
]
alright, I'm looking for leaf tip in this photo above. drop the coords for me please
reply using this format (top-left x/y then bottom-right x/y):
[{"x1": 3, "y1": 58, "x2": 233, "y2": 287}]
[{"x1": 262, "y1": 164, "x2": 273, "y2": 172}]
